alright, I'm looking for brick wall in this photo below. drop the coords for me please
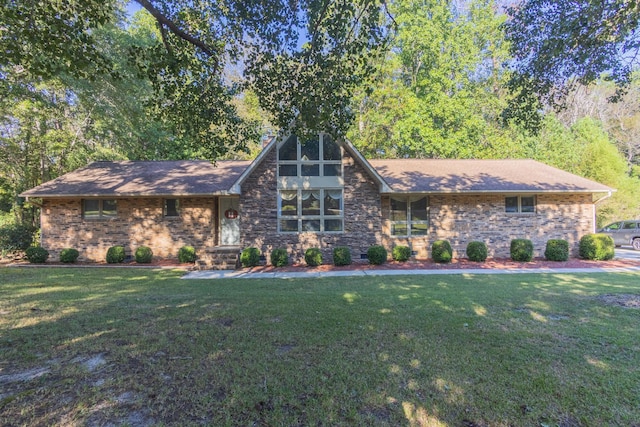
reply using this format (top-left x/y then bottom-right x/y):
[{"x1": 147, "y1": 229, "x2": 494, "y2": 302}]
[{"x1": 40, "y1": 197, "x2": 216, "y2": 262}]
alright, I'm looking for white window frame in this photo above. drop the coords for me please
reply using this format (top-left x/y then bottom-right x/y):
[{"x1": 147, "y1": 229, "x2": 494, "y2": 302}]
[
  {"x1": 389, "y1": 196, "x2": 429, "y2": 237},
  {"x1": 82, "y1": 199, "x2": 117, "y2": 219},
  {"x1": 278, "y1": 189, "x2": 343, "y2": 233},
  {"x1": 277, "y1": 134, "x2": 343, "y2": 179},
  {"x1": 505, "y1": 195, "x2": 536, "y2": 214}
]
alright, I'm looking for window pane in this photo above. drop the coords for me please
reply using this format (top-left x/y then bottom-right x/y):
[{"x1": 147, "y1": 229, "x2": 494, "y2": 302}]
[
  {"x1": 411, "y1": 223, "x2": 428, "y2": 236},
  {"x1": 165, "y1": 199, "x2": 179, "y2": 217},
  {"x1": 623, "y1": 222, "x2": 637, "y2": 229},
  {"x1": 521, "y1": 196, "x2": 535, "y2": 213},
  {"x1": 411, "y1": 197, "x2": 428, "y2": 221},
  {"x1": 323, "y1": 163, "x2": 341, "y2": 177},
  {"x1": 102, "y1": 200, "x2": 117, "y2": 217},
  {"x1": 325, "y1": 219, "x2": 343, "y2": 232},
  {"x1": 390, "y1": 198, "x2": 407, "y2": 221},
  {"x1": 323, "y1": 135, "x2": 341, "y2": 160},
  {"x1": 280, "y1": 220, "x2": 298, "y2": 232},
  {"x1": 505, "y1": 196, "x2": 519, "y2": 213},
  {"x1": 83, "y1": 200, "x2": 99, "y2": 217},
  {"x1": 302, "y1": 220, "x2": 321, "y2": 231},
  {"x1": 301, "y1": 164, "x2": 320, "y2": 176},
  {"x1": 280, "y1": 191, "x2": 297, "y2": 216},
  {"x1": 278, "y1": 135, "x2": 297, "y2": 160},
  {"x1": 391, "y1": 223, "x2": 407, "y2": 236},
  {"x1": 324, "y1": 191, "x2": 342, "y2": 216},
  {"x1": 300, "y1": 136, "x2": 319, "y2": 160},
  {"x1": 279, "y1": 164, "x2": 297, "y2": 176},
  {"x1": 302, "y1": 191, "x2": 320, "y2": 216}
]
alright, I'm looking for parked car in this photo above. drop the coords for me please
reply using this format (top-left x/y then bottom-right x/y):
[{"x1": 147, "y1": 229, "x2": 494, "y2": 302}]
[{"x1": 598, "y1": 220, "x2": 640, "y2": 250}]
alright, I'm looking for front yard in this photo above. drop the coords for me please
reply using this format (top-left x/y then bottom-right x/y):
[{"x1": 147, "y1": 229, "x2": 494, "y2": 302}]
[{"x1": 1, "y1": 267, "x2": 638, "y2": 426}]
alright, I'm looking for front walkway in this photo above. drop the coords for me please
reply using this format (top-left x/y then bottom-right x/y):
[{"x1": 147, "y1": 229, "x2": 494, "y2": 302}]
[{"x1": 183, "y1": 265, "x2": 640, "y2": 279}]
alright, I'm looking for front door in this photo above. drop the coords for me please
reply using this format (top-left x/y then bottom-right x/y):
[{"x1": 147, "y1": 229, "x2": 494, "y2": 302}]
[{"x1": 219, "y1": 197, "x2": 240, "y2": 246}]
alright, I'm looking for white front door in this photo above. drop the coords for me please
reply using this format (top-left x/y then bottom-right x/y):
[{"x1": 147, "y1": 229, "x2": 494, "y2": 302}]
[{"x1": 219, "y1": 197, "x2": 240, "y2": 246}]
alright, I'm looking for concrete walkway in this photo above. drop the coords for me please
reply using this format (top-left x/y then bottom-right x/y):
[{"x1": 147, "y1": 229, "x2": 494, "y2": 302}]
[{"x1": 183, "y1": 265, "x2": 640, "y2": 279}]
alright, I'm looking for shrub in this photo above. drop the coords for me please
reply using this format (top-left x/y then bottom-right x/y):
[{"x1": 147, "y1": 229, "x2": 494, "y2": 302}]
[
  {"x1": 579, "y1": 234, "x2": 615, "y2": 260},
  {"x1": 270, "y1": 248, "x2": 289, "y2": 267},
  {"x1": 25, "y1": 246, "x2": 49, "y2": 263},
  {"x1": 106, "y1": 245, "x2": 126, "y2": 264},
  {"x1": 304, "y1": 248, "x2": 323, "y2": 267},
  {"x1": 0, "y1": 224, "x2": 34, "y2": 253},
  {"x1": 135, "y1": 246, "x2": 153, "y2": 263},
  {"x1": 466, "y1": 241, "x2": 488, "y2": 262},
  {"x1": 240, "y1": 247, "x2": 261, "y2": 267},
  {"x1": 545, "y1": 239, "x2": 569, "y2": 261},
  {"x1": 367, "y1": 245, "x2": 387, "y2": 265},
  {"x1": 392, "y1": 245, "x2": 411, "y2": 262},
  {"x1": 510, "y1": 239, "x2": 534, "y2": 262},
  {"x1": 60, "y1": 248, "x2": 80, "y2": 263},
  {"x1": 333, "y1": 246, "x2": 352, "y2": 266},
  {"x1": 178, "y1": 245, "x2": 197, "y2": 263},
  {"x1": 431, "y1": 240, "x2": 452, "y2": 263}
]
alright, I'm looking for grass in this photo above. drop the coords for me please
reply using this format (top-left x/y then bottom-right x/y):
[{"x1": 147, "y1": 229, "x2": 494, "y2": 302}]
[{"x1": 0, "y1": 268, "x2": 639, "y2": 426}]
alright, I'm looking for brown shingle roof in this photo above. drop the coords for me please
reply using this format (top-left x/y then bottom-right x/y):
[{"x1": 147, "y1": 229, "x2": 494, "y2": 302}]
[
  {"x1": 20, "y1": 160, "x2": 251, "y2": 198},
  {"x1": 368, "y1": 159, "x2": 613, "y2": 193}
]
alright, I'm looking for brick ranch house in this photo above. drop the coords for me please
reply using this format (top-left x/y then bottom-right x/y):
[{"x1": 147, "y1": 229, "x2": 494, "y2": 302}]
[{"x1": 21, "y1": 134, "x2": 614, "y2": 268}]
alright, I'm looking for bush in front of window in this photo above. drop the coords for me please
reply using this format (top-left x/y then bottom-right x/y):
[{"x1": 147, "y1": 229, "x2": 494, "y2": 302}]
[
  {"x1": 431, "y1": 240, "x2": 453, "y2": 263},
  {"x1": 304, "y1": 248, "x2": 323, "y2": 267},
  {"x1": 333, "y1": 246, "x2": 352, "y2": 266},
  {"x1": 60, "y1": 248, "x2": 80, "y2": 263},
  {"x1": 544, "y1": 239, "x2": 569, "y2": 261},
  {"x1": 178, "y1": 245, "x2": 197, "y2": 263},
  {"x1": 0, "y1": 224, "x2": 34, "y2": 254},
  {"x1": 466, "y1": 241, "x2": 488, "y2": 262},
  {"x1": 392, "y1": 245, "x2": 411, "y2": 262},
  {"x1": 25, "y1": 246, "x2": 49, "y2": 263},
  {"x1": 367, "y1": 245, "x2": 387, "y2": 265},
  {"x1": 240, "y1": 247, "x2": 261, "y2": 267},
  {"x1": 510, "y1": 239, "x2": 533, "y2": 262},
  {"x1": 106, "y1": 245, "x2": 126, "y2": 264},
  {"x1": 579, "y1": 234, "x2": 614, "y2": 260},
  {"x1": 135, "y1": 246, "x2": 153, "y2": 263},
  {"x1": 270, "y1": 248, "x2": 289, "y2": 267}
]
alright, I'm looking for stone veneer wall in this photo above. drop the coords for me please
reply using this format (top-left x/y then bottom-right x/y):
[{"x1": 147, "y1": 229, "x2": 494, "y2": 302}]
[
  {"x1": 240, "y1": 147, "x2": 383, "y2": 264},
  {"x1": 40, "y1": 197, "x2": 216, "y2": 262},
  {"x1": 381, "y1": 193, "x2": 594, "y2": 259}
]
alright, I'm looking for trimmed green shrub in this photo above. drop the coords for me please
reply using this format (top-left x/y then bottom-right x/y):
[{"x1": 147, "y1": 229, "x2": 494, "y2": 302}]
[
  {"x1": 304, "y1": 248, "x2": 323, "y2": 267},
  {"x1": 135, "y1": 246, "x2": 153, "y2": 263},
  {"x1": 240, "y1": 247, "x2": 261, "y2": 267},
  {"x1": 178, "y1": 245, "x2": 197, "y2": 263},
  {"x1": 0, "y1": 224, "x2": 34, "y2": 253},
  {"x1": 510, "y1": 239, "x2": 534, "y2": 262},
  {"x1": 270, "y1": 248, "x2": 289, "y2": 267},
  {"x1": 466, "y1": 241, "x2": 488, "y2": 262},
  {"x1": 579, "y1": 234, "x2": 615, "y2": 260},
  {"x1": 431, "y1": 240, "x2": 453, "y2": 263},
  {"x1": 60, "y1": 248, "x2": 80, "y2": 263},
  {"x1": 545, "y1": 239, "x2": 569, "y2": 261},
  {"x1": 106, "y1": 245, "x2": 126, "y2": 264},
  {"x1": 25, "y1": 246, "x2": 49, "y2": 263},
  {"x1": 333, "y1": 246, "x2": 352, "y2": 266},
  {"x1": 392, "y1": 245, "x2": 411, "y2": 262},
  {"x1": 367, "y1": 245, "x2": 387, "y2": 265}
]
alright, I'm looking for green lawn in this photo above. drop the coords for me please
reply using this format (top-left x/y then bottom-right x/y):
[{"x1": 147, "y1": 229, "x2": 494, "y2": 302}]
[{"x1": 1, "y1": 268, "x2": 639, "y2": 426}]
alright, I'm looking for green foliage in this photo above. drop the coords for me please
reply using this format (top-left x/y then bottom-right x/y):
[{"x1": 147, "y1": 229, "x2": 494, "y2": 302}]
[
  {"x1": 510, "y1": 239, "x2": 534, "y2": 262},
  {"x1": 579, "y1": 234, "x2": 615, "y2": 261},
  {"x1": 304, "y1": 248, "x2": 323, "y2": 267},
  {"x1": 270, "y1": 248, "x2": 289, "y2": 267},
  {"x1": 333, "y1": 246, "x2": 352, "y2": 266},
  {"x1": 60, "y1": 248, "x2": 80, "y2": 263},
  {"x1": 0, "y1": 224, "x2": 34, "y2": 253},
  {"x1": 466, "y1": 241, "x2": 488, "y2": 262},
  {"x1": 392, "y1": 245, "x2": 411, "y2": 262},
  {"x1": 25, "y1": 246, "x2": 49, "y2": 263},
  {"x1": 106, "y1": 245, "x2": 126, "y2": 264},
  {"x1": 367, "y1": 245, "x2": 387, "y2": 265},
  {"x1": 544, "y1": 239, "x2": 569, "y2": 262},
  {"x1": 240, "y1": 247, "x2": 261, "y2": 268},
  {"x1": 178, "y1": 246, "x2": 197, "y2": 263},
  {"x1": 135, "y1": 246, "x2": 153, "y2": 264},
  {"x1": 431, "y1": 240, "x2": 453, "y2": 263}
]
